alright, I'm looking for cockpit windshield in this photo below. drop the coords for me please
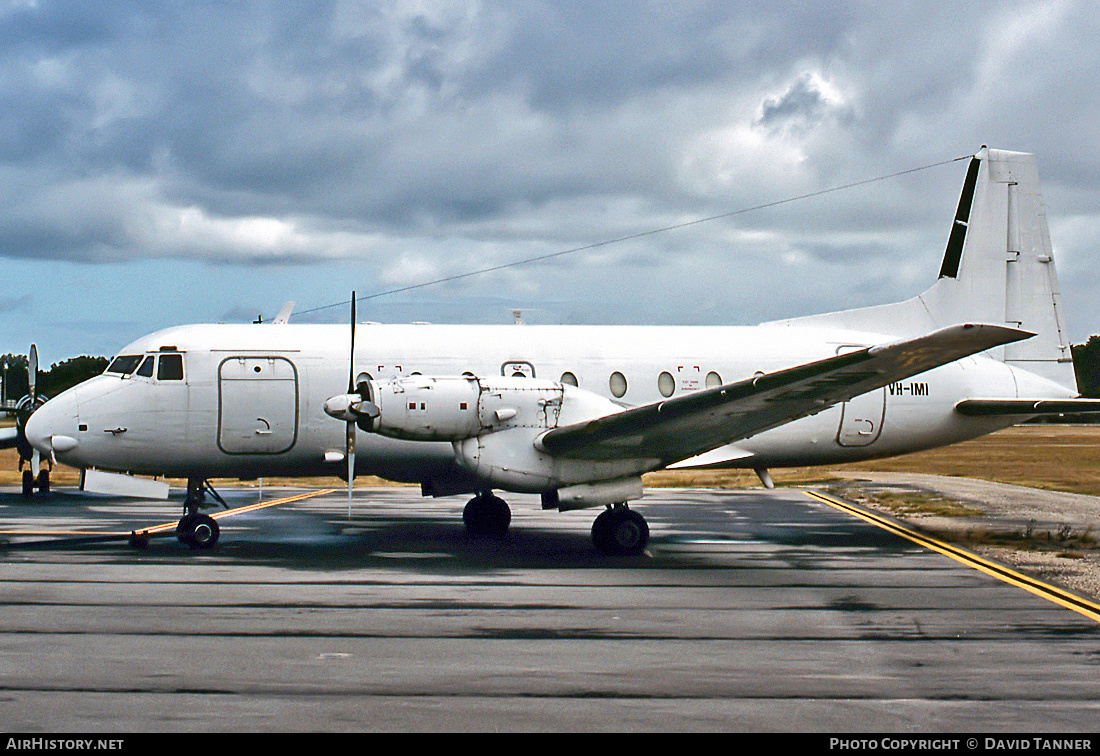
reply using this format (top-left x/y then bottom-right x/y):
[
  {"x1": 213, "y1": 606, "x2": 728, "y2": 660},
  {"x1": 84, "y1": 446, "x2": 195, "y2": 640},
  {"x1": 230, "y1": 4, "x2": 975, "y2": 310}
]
[{"x1": 106, "y1": 355, "x2": 143, "y2": 375}]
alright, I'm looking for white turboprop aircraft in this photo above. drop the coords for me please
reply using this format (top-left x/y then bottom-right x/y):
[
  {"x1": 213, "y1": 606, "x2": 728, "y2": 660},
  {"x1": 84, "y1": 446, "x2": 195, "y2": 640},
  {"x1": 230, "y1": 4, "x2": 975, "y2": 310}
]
[{"x1": 9, "y1": 147, "x2": 1100, "y2": 555}]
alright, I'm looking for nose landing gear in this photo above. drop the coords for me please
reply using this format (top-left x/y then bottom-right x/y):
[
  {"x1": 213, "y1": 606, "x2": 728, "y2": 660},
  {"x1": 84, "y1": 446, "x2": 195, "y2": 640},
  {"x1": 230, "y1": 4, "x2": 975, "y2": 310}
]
[{"x1": 175, "y1": 478, "x2": 224, "y2": 550}]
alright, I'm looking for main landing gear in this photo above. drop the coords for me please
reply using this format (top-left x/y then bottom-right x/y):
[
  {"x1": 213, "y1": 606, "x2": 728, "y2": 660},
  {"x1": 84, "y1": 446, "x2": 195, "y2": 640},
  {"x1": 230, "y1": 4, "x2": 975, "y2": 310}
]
[
  {"x1": 175, "y1": 478, "x2": 224, "y2": 550},
  {"x1": 463, "y1": 491, "x2": 511, "y2": 537},
  {"x1": 591, "y1": 503, "x2": 650, "y2": 556},
  {"x1": 463, "y1": 490, "x2": 650, "y2": 556}
]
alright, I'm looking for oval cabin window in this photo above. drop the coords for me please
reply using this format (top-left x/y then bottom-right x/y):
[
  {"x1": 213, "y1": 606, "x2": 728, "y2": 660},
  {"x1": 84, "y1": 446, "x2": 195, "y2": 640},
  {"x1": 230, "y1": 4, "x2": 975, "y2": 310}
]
[
  {"x1": 658, "y1": 371, "x2": 675, "y2": 397},
  {"x1": 609, "y1": 371, "x2": 628, "y2": 398}
]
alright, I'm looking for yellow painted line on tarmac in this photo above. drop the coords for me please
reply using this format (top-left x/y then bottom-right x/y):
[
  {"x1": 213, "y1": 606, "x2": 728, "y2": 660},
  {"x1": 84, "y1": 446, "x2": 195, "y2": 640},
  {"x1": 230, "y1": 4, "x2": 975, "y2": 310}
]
[
  {"x1": 804, "y1": 489, "x2": 1100, "y2": 625},
  {"x1": 133, "y1": 488, "x2": 339, "y2": 536},
  {"x1": 0, "y1": 488, "x2": 338, "y2": 540}
]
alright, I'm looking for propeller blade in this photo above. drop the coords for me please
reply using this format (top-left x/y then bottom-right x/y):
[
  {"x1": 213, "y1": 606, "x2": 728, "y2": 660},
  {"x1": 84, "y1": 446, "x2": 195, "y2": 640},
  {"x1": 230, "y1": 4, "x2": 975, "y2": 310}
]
[
  {"x1": 347, "y1": 421, "x2": 355, "y2": 506},
  {"x1": 348, "y1": 292, "x2": 356, "y2": 392},
  {"x1": 28, "y1": 344, "x2": 37, "y2": 401},
  {"x1": 347, "y1": 292, "x2": 356, "y2": 513}
]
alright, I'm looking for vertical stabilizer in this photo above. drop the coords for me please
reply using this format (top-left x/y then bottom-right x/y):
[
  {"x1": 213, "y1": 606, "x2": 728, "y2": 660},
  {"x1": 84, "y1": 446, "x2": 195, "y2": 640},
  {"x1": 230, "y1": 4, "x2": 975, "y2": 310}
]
[
  {"x1": 920, "y1": 147, "x2": 1075, "y2": 389},
  {"x1": 769, "y1": 147, "x2": 1077, "y2": 392}
]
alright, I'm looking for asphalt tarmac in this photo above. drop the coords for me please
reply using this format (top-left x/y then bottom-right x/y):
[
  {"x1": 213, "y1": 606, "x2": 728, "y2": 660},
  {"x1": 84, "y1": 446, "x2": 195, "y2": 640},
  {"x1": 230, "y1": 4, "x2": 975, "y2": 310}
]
[{"x1": 1, "y1": 484, "x2": 1099, "y2": 733}]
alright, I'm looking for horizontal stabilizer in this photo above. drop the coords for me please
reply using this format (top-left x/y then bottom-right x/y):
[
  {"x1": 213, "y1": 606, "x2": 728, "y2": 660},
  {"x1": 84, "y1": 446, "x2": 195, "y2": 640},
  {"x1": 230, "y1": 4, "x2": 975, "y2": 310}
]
[{"x1": 955, "y1": 399, "x2": 1100, "y2": 416}]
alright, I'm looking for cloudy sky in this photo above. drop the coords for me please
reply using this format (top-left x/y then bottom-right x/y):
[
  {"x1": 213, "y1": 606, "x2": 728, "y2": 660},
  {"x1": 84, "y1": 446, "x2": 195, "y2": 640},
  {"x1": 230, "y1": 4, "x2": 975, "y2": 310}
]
[{"x1": 2, "y1": 0, "x2": 1099, "y2": 366}]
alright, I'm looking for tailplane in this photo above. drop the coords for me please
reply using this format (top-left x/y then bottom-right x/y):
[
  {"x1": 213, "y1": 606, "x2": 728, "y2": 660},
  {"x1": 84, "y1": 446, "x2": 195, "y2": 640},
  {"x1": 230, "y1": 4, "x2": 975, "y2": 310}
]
[{"x1": 769, "y1": 147, "x2": 1077, "y2": 391}]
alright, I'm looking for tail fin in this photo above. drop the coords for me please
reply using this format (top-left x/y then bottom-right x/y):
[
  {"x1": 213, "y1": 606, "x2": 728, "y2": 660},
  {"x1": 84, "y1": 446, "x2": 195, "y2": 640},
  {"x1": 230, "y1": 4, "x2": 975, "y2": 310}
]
[
  {"x1": 923, "y1": 147, "x2": 1074, "y2": 388},
  {"x1": 770, "y1": 147, "x2": 1077, "y2": 391}
]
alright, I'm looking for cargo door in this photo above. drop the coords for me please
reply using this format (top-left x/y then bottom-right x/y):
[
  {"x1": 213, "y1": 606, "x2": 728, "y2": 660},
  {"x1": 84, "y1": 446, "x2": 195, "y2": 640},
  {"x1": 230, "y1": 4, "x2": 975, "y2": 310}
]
[
  {"x1": 218, "y1": 356, "x2": 299, "y2": 454},
  {"x1": 835, "y1": 345, "x2": 885, "y2": 448}
]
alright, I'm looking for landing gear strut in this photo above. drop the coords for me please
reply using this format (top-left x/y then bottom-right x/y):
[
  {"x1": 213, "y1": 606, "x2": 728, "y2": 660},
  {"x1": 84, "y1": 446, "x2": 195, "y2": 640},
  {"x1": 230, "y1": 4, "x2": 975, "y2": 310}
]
[
  {"x1": 591, "y1": 504, "x2": 649, "y2": 556},
  {"x1": 463, "y1": 492, "x2": 511, "y2": 537},
  {"x1": 175, "y1": 478, "x2": 222, "y2": 550}
]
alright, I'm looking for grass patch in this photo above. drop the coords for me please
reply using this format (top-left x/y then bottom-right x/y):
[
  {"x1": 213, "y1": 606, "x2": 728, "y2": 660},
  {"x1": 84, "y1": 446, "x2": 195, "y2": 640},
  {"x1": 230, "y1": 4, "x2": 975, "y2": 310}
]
[{"x1": 843, "y1": 490, "x2": 985, "y2": 518}]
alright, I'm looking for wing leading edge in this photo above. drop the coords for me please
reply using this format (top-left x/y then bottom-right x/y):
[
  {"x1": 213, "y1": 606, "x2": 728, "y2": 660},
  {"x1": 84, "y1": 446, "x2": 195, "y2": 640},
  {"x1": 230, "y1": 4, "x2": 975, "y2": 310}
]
[{"x1": 538, "y1": 324, "x2": 1031, "y2": 465}]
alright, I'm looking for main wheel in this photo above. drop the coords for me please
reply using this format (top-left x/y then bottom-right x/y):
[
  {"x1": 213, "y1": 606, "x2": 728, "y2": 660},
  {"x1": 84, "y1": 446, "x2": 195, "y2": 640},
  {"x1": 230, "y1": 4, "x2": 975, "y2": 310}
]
[
  {"x1": 592, "y1": 506, "x2": 649, "y2": 556},
  {"x1": 21, "y1": 469, "x2": 34, "y2": 498},
  {"x1": 463, "y1": 493, "x2": 511, "y2": 537}
]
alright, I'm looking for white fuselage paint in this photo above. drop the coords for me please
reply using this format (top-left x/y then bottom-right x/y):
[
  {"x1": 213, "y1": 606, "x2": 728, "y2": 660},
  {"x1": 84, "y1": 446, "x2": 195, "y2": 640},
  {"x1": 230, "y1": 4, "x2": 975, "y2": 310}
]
[{"x1": 29, "y1": 320, "x2": 1064, "y2": 487}]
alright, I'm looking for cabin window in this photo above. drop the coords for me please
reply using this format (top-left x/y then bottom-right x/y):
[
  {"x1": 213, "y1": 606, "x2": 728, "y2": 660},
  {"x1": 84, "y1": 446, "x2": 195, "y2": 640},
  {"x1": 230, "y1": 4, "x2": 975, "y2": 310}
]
[
  {"x1": 560, "y1": 371, "x2": 578, "y2": 387},
  {"x1": 136, "y1": 356, "x2": 155, "y2": 377},
  {"x1": 609, "y1": 371, "x2": 628, "y2": 398},
  {"x1": 706, "y1": 371, "x2": 722, "y2": 389},
  {"x1": 157, "y1": 353, "x2": 184, "y2": 381},
  {"x1": 658, "y1": 371, "x2": 675, "y2": 397},
  {"x1": 106, "y1": 355, "x2": 142, "y2": 375}
]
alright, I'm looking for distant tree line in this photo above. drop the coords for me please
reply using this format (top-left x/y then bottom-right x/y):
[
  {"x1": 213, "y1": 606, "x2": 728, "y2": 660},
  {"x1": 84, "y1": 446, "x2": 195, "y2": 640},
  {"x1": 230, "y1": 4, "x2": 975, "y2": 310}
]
[{"x1": 1, "y1": 354, "x2": 109, "y2": 402}]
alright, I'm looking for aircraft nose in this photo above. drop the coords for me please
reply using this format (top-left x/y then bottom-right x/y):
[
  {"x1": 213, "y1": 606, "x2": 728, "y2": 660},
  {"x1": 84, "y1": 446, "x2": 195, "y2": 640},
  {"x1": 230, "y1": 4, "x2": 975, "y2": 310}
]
[
  {"x1": 23, "y1": 405, "x2": 53, "y2": 454},
  {"x1": 24, "y1": 400, "x2": 76, "y2": 456}
]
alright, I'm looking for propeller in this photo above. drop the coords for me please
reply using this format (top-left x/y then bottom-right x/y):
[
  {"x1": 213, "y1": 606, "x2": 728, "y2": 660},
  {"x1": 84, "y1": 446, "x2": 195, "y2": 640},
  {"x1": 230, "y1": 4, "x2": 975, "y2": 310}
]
[
  {"x1": 7, "y1": 344, "x2": 50, "y2": 495},
  {"x1": 346, "y1": 292, "x2": 356, "y2": 511},
  {"x1": 28, "y1": 343, "x2": 39, "y2": 478},
  {"x1": 321, "y1": 294, "x2": 380, "y2": 513}
]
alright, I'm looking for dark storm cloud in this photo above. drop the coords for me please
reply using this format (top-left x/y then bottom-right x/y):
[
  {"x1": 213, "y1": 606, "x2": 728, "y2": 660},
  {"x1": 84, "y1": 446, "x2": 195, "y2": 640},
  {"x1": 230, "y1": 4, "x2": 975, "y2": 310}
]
[{"x1": 3, "y1": 0, "x2": 1100, "y2": 353}]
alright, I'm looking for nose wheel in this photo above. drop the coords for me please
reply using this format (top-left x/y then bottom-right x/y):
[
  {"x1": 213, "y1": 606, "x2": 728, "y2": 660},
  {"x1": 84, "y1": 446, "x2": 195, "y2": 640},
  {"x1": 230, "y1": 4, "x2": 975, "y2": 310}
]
[
  {"x1": 175, "y1": 477, "x2": 222, "y2": 549},
  {"x1": 176, "y1": 513, "x2": 220, "y2": 549},
  {"x1": 20, "y1": 468, "x2": 50, "y2": 498},
  {"x1": 592, "y1": 504, "x2": 649, "y2": 556}
]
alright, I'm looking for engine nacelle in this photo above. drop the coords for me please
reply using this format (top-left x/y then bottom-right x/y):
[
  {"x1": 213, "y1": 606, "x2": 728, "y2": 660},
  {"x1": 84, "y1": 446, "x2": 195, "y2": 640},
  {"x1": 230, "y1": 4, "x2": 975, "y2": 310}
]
[
  {"x1": 326, "y1": 374, "x2": 656, "y2": 497},
  {"x1": 359, "y1": 374, "x2": 573, "y2": 442}
]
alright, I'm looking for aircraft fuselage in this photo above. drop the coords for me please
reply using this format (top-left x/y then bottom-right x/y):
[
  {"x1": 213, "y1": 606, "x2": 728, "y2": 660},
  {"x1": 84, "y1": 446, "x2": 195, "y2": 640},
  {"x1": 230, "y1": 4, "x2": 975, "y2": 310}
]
[{"x1": 28, "y1": 321, "x2": 1051, "y2": 487}]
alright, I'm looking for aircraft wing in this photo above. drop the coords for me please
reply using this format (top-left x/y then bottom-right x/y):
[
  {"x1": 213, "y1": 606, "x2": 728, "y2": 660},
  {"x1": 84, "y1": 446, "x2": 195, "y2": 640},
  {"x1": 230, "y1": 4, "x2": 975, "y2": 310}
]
[
  {"x1": 955, "y1": 399, "x2": 1100, "y2": 416},
  {"x1": 0, "y1": 425, "x2": 18, "y2": 449},
  {"x1": 538, "y1": 324, "x2": 1031, "y2": 465}
]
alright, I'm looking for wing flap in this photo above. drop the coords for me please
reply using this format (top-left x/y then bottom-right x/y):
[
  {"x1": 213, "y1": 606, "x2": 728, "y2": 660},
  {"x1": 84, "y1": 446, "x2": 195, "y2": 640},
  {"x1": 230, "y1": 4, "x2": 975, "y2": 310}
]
[{"x1": 540, "y1": 324, "x2": 1031, "y2": 464}]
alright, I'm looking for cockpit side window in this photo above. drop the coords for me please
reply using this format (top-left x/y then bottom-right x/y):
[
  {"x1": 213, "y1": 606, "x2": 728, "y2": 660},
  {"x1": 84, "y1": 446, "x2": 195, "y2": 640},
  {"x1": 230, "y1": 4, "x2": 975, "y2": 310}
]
[
  {"x1": 136, "y1": 356, "x2": 155, "y2": 377},
  {"x1": 106, "y1": 355, "x2": 142, "y2": 375},
  {"x1": 157, "y1": 353, "x2": 184, "y2": 381}
]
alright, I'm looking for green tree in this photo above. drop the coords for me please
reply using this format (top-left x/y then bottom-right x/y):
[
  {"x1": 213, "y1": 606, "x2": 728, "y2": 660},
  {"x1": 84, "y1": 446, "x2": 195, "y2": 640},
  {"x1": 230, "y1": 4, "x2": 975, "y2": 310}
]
[
  {"x1": 1, "y1": 353, "x2": 31, "y2": 402},
  {"x1": 2, "y1": 352, "x2": 108, "y2": 402},
  {"x1": 1072, "y1": 336, "x2": 1100, "y2": 398},
  {"x1": 41, "y1": 356, "x2": 110, "y2": 397}
]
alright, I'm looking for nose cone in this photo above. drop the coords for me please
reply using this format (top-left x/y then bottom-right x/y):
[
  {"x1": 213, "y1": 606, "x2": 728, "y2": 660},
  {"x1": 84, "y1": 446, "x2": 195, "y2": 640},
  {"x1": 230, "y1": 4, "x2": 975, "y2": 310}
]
[{"x1": 23, "y1": 403, "x2": 56, "y2": 455}]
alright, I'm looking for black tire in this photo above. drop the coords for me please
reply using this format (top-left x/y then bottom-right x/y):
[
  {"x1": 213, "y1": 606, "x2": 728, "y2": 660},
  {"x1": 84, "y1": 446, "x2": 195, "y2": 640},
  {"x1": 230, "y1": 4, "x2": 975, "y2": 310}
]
[
  {"x1": 187, "y1": 514, "x2": 220, "y2": 550},
  {"x1": 176, "y1": 513, "x2": 199, "y2": 545},
  {"x1": 21, "y1": 470, "x2": 34, "y2": 498},
  {"x1": 463, "y1": 494, "x2": 511, "y2": 537},
  {"x1": 36, "y1": 470, "x2": 49, "y2": 494},
  {"x1": 591, "y1": 508, "x2": 615, "y2": 552},
  {"x1": 176, "y1": 513, "x2": 220, "y2": 549},
  {"x1": 593, "y1": 507, "x2": 649, "y2": 556}
]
